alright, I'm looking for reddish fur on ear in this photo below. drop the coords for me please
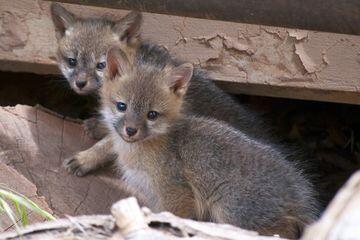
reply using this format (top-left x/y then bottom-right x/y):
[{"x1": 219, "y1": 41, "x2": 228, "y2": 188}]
[
  {"x1": 106, "y1": 49, "x2": 119, "y2": 80},
  {"x1": 166, "y1": 63, "x2": 194, "y2": 97},
  {"x1": 106, "y1": 47, "x2": 131, "y2": 80},
  {"x1": 113, "y1": 11, "x2": 143, "y2": 44},
  {"x1": 50, "y1": 3, "x2": 76, "y2": 39}
]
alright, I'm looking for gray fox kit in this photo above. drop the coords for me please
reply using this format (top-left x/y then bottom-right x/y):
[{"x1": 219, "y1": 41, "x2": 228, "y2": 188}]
[
  {"x1": 100, "y1": 46, "x2": 318, "y2": 238},
  {"x1": 50, "y1": 3, "x2": 141, "y2": 95},
  {"x1": 50, "y1": 4, "x2": 293, "y2": 177}
]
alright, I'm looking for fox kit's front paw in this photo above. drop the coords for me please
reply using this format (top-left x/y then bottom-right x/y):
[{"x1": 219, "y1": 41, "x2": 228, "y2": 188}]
[
  {"x1": 84, "y1": 117, "x2": 108, "y2": 140},
  {"x1": 64, "y1": 136, "x2": 115, "y2": 177},
  {"x1": 64, "y1": 153, "x2": 94, "y2": 177}
]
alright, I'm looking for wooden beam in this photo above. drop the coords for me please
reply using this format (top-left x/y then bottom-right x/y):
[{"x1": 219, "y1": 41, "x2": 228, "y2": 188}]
[
  {"x1": 0, "y1": 0, "x2": 360, "y2": 105},
  {"x1": 49, "y1": 0, "x2": 360, "y2": 35},
  {"x1": 0, "y1": 197, "x2": 285, "y2": 239},
  {"x1": 3, "y1": 170, "x2": 360, "y2": 239}
]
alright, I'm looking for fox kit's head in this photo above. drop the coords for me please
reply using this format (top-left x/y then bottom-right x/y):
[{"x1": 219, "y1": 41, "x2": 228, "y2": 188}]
[
  {"x1": 101, "y1": 47, "x2": 193, "y2": 143},
  {"x1": 50, "y1": 3, "x2": 142, "y2": 95}
]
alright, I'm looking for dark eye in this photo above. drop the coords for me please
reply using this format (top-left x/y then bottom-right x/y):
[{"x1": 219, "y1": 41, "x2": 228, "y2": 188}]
[
  {"x1": 116, "y1": 102, "x2": 127, "y2": 112},
  {"x1": 96, "y1": 62, "x2": 106, "y2": 70},
  {"x1": 68, "y1": 58, "x2": 77, "y2": 67},
  {"x1": 147, "y1": 111, "x2": 159, "y2": 120}
]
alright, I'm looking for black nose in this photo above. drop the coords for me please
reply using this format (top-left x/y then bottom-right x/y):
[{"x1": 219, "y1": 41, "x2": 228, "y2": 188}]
[
  {"x1": 75, "y1": 80, "x2": 87, "y2": 89},
  {"x1": 126, "y1": 127, "x2": 138, "y2": 137}
]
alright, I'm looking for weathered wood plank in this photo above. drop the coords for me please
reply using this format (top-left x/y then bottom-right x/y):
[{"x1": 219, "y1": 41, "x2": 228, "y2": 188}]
[
  {"x1": 0, "y1": 0, "x2": 360, "y2": 104},
  {"x1": 3, "y1": 167, "x2": 360, "y2": 240},
  {"x1": 49, "y1": 0, "x2": 360, "y2": 35},
  {"x1": 0, "y1": 197, "x2": 286, "y2": 239}
]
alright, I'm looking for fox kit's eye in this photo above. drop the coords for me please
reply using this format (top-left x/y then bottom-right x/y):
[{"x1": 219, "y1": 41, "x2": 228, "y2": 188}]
[
  {"x1": 68, "y1": 58, "x2": 77, "y2": 67},
  {"x1": 147, "y1": 111, "x2": 159, "y2": 120},
  {"x1": 96, "y1": 62, "x2": 106, "y2": 70},
  {"x1": 116, "y1": 102, "x2": 127, "y2": 112}
]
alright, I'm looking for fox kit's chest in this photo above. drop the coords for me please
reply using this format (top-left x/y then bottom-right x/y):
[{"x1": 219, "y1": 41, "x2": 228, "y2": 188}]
[
  {"x1": 112, "y1": 136, "x2": 164, "y2": 210},
  {"x1": 121, "y1": 168, "x2": 161, "y2": 209},
  {"x1": 112, "y1": 136, "x2": 160, "y2": 169}
]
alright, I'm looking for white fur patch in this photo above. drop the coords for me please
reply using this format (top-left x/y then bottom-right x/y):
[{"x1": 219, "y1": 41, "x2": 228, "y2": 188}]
[
  {"x1": 122, "y1": 168, "x2": 160, "y2": 210},
  {"x1": 59, "y1": 64, "x2": 74, "y2": 79},
  {"x1": 96, "y1": 70, "x2": 104, "y2": 79},
  {"x1": 65, "y1": 27, "x2": 73, "y2": 36},
  {"x1": 101, "y1": 107, "x2": 125, "y2": 132},
  {"x1": 99, "y1": 55, "x2": 106, "y2": 63},
  {"x1": 95, "y1": 55, "x2": 106, "y2": 79},
  {"x1": 111, "y1": 132, "x2": 163, "y2": 210},
  {"x1": 112, "y1": 33, "x2": 119, "y2": 41},
  {"x1": 101, "y1": 107, "x2": 115, "y2": 126}
]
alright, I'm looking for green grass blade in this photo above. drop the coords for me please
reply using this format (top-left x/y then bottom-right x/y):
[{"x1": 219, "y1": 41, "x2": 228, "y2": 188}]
[
  {"x1": 20, "y1": 205, "x2": 28, "y2": 226},
  {"x1": 0, "y1": 201, "x2": 3, "y2": 229},
  {"x1": 13, "y1": 201, "x2": 22, "y2": 226},
  {"x1": 0, "y1": 189, "x2": 55, "y2": 221},
  {"x1": 13, "y1": 200, "x2": 28, "y2": 226},
  {"x1": 0, "y1": 198, "x2": 20, "y2": 231}
]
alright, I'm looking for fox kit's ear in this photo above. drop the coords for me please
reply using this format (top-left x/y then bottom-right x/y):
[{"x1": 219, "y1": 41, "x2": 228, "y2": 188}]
[
  {"x1": 113, "y1": 11, "x2": 142, "y2": 44},
  {"x1": 165, "y1": 63, "x2": 194, "y2": 97},
  {"x1": 50, "y1": 3, "x2": 76, "y2": 39},
  {"x1": 106, "y1": 47, "x2": 131, "y2": 80}
]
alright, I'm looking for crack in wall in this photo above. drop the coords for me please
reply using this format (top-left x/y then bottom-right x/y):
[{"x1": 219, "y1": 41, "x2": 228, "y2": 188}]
[{"x1": 183, "y1": 26, "x2": 337, "y2": 85}]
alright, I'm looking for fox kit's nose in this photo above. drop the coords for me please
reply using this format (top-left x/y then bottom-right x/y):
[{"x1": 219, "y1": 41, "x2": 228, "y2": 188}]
[
  {"x1": 126, "y1": 127, "x2": 138, "y2": 137},
  {"x1": 75, "y1": 80, "x2": 87, "y2": 89}
]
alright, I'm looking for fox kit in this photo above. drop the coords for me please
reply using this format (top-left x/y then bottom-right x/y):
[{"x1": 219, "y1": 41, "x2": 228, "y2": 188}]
[
  {"x1": 50, "y1": 3, "x2": 141, "y2": 95},
  {"x1": 50, "y1": 4, "x2": 289, "y2": 177},
  {"x1": 50, "y1": 3, "x2": 143, "y2": 174},
  {"x1": 100, "y1": 46, "x2": 318, "y2": 238}
]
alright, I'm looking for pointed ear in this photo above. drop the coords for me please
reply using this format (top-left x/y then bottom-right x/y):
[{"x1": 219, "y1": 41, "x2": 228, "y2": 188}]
[
  {"x1": 165, "y1": 63, "x2": 194, "y2": 97},
  {"x1": 106, "y1": 47, "x2": 131, "y2": 80},
  {"x1": 113, "y1": 11, "x2": 142, "y2": 44},
  {"x1": 50, "y1": 3, "x2": 76, "y2": 39}
]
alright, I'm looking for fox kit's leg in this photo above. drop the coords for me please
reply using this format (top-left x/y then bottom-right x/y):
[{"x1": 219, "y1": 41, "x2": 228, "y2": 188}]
[
  {"x1": 185, "y1": 166, "x2": 306, "y2": 238},
  {"x1": 208, "y1": 200, "x2": 299, "y2": 238},
  {"x1": 64, "y1": 135, "x2": 116, "y2": 176},
  {"x1": 205, "y1": 188, "x2": 304, "y2": 239},
  {"x1": 83, "y1": 116, "x2": 108, "y2": 140},
  {"x1": 154, "y1": 182, "x2": 196, "y2": 219}
]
